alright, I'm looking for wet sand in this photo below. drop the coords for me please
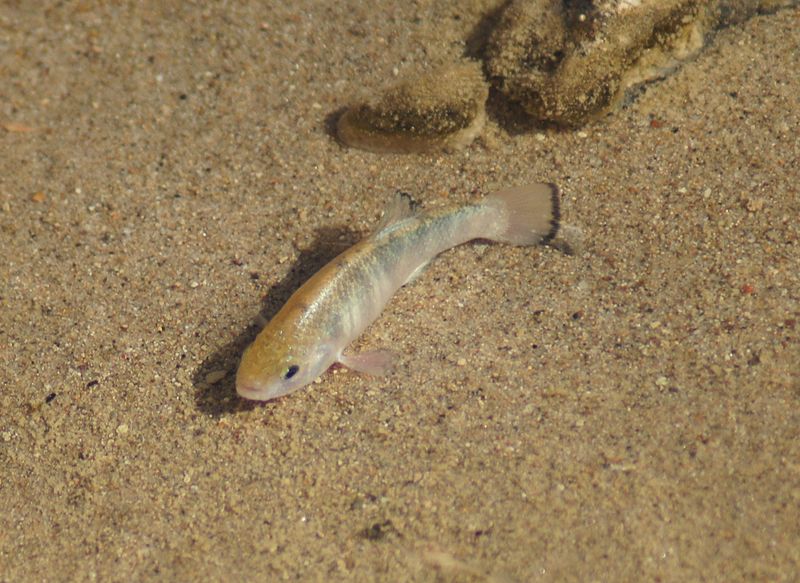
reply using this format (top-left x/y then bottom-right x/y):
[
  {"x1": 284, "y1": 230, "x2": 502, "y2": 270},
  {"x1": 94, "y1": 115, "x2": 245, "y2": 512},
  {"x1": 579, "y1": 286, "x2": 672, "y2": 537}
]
[{"x1": 1, "y1": 2, "x2": 798, "y2": 581}]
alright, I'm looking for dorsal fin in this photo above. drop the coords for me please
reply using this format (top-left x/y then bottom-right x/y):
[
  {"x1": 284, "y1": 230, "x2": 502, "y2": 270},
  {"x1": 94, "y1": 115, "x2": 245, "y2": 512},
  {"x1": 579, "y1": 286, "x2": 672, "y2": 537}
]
[{"x1": 373, "y1": 191, "x2": 421, "y2": 234}]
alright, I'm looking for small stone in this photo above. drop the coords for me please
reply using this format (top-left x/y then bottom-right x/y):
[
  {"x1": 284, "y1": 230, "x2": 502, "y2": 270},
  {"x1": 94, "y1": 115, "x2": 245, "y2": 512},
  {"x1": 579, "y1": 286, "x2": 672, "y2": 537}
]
[
  {"x1": 745, "y1": 197, "x2": 764, "y2": 212},
  {"x1": 204, "y1": 370, "x2": 227, "y2": 384},
  {"x1": 116, "y1": 423, "x2": 129, "y2": 435}
]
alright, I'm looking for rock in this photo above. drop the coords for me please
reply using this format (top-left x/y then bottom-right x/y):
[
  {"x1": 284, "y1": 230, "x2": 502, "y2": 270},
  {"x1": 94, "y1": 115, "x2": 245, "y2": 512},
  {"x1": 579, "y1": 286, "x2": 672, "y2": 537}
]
[{"x1": 337, "y1": 60, "x2": 489, "y2": 153}]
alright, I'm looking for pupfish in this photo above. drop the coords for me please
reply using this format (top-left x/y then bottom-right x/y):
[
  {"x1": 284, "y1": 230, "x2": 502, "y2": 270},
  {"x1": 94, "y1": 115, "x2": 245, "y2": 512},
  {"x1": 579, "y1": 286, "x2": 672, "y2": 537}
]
[{"x1": 236, "y1": 183, "x2": 561, "y2": 401}]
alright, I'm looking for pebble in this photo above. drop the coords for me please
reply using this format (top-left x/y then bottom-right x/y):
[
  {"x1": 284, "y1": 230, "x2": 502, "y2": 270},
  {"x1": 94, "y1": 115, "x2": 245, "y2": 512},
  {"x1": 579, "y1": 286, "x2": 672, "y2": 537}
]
[{"x1": 205, "y1": 370, "x2": 227, "y2": 384}]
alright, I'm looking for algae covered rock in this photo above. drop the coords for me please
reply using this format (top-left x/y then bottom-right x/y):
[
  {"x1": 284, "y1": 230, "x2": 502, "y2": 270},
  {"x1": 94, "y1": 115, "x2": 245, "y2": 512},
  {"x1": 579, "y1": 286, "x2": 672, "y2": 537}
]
[{"x1": 337, "y1": 61, "x2": 489, "y2": 154}]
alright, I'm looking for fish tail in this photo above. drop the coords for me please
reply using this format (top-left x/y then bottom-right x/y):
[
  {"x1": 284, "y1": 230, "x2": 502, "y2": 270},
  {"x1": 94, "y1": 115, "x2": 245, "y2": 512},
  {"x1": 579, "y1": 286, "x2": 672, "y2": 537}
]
[{"x1": 483, "y1": 183, "x2": 560, "y2": 245}]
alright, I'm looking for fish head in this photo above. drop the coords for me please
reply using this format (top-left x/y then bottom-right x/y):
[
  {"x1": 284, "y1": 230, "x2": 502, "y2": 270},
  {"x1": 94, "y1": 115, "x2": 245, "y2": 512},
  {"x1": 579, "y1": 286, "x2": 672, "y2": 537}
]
[{"x1": 235, "y1": 328, "x2": 333, "y2": 401}]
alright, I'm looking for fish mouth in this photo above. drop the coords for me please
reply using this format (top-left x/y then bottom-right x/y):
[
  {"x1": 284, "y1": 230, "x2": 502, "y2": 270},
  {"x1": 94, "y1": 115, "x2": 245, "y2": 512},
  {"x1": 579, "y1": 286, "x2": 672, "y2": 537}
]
[{"x1": 235, "y1": 381, "x2": 272, "y2": 401}]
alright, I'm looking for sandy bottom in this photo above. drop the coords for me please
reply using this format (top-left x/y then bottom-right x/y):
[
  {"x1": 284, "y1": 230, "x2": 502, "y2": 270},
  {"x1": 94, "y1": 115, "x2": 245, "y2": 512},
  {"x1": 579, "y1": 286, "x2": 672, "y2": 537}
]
[{"x1": 1, "y1": 2, "x2": 798, "y2": 581}]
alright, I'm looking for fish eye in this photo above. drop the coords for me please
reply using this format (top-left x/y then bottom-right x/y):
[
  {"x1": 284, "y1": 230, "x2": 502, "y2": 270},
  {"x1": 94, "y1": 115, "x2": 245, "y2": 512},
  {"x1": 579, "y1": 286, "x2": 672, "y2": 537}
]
[{"x1": 284, "y1": 365, "x2": 300, "y2": 380}]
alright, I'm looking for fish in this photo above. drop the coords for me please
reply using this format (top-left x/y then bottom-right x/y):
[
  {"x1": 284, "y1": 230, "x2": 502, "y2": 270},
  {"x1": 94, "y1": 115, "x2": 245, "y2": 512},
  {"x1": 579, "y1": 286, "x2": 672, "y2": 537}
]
[{"x1": 235, "y1": 183, "x2": 561, "y2": 401}]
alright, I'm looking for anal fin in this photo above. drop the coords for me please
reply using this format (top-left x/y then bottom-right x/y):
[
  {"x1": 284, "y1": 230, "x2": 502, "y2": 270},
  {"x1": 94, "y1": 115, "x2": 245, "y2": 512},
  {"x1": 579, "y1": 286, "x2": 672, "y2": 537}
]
[{"x1": 404, "y1": 262, "x2": 430, "y2": 286}]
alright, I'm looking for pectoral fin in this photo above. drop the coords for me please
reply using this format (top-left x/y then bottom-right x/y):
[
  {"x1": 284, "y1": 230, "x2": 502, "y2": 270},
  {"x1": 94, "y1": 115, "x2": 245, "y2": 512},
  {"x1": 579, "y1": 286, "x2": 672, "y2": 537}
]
[{"x1": 339, "y1": 350, "x2": 395, "y2": 376}]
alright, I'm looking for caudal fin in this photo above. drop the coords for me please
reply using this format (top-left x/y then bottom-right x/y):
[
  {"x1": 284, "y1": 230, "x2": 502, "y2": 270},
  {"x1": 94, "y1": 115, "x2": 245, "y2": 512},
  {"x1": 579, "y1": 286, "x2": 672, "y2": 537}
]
[{"x1": 484, "y1": 183, "x2": 560, "y2": 245}]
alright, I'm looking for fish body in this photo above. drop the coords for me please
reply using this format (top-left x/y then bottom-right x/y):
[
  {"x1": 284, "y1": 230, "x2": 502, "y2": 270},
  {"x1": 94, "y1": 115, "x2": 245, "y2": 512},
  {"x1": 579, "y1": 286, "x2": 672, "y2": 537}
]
[{"x1": 236, "y1": 183, "x2": 560, "y2": 401}]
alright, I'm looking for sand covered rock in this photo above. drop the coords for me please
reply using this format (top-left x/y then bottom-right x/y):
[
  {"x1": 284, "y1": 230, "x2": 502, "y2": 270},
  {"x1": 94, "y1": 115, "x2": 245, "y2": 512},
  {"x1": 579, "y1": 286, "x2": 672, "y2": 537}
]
[
  {"x1": 485, "y1": 0, "x2": 799, "y2": 126},
  {"x1": 486, "y1": 0, "x2": 714, "y2": 126},
  {"x1": 337, "y1": 61, "x2": 489, "y2": 154}
]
